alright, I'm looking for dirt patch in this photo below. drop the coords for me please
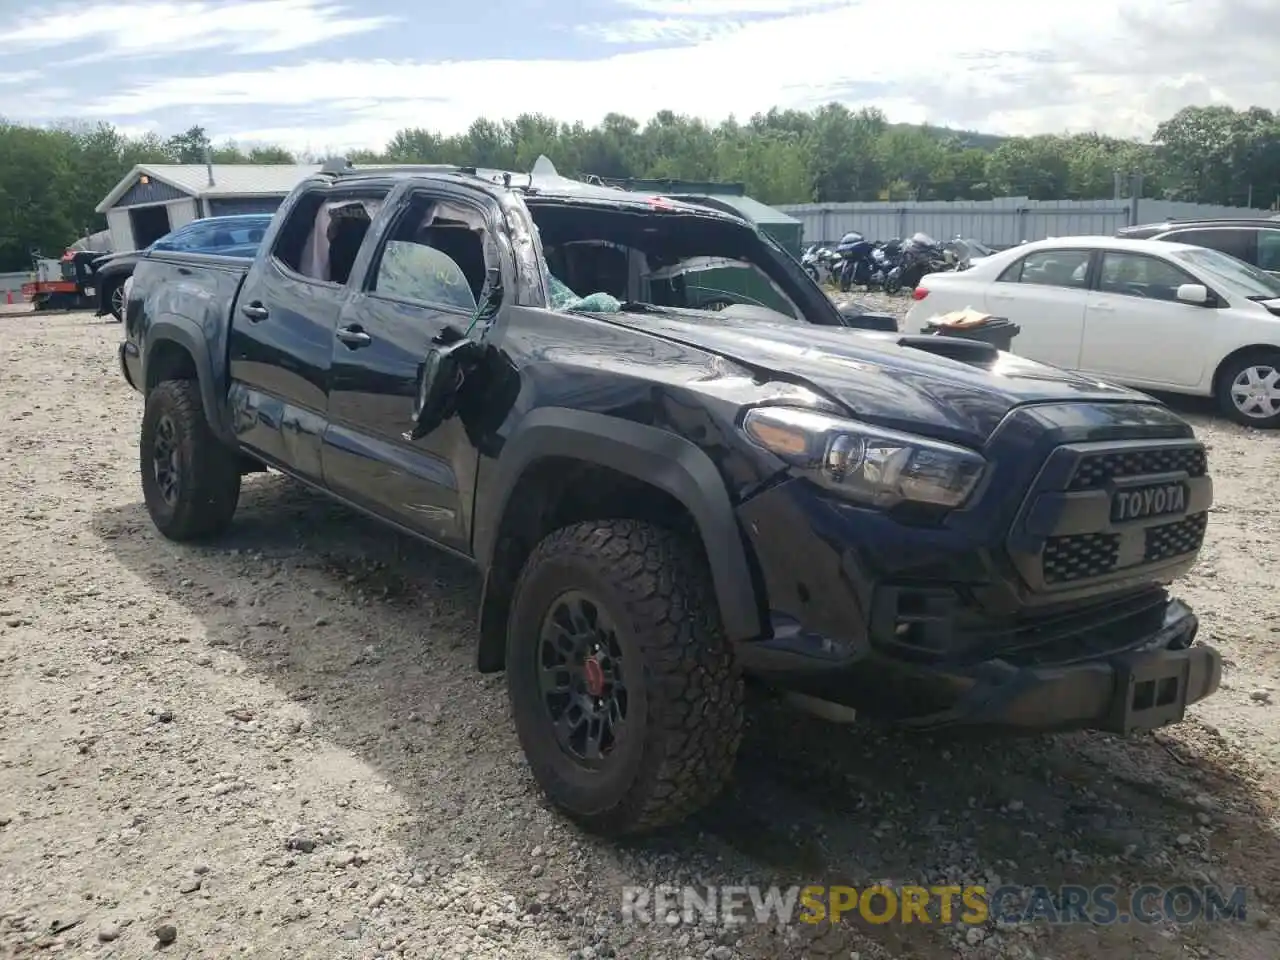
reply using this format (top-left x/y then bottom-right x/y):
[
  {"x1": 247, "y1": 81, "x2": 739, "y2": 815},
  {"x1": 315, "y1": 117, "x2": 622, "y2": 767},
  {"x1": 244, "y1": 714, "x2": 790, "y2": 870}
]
[{"x1": 1, "y1": 310, "x2": 1277, "y2": 959}]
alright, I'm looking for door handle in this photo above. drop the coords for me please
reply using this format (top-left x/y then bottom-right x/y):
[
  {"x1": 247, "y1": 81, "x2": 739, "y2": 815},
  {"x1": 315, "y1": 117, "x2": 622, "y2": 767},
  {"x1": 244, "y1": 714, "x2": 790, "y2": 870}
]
[
  {"x1": 241, "y1": 302, "x2": 269, "y2": 322},
  {"x1": 1090, "y1": 302, "x2": 1115, "y2": 311},
  {"x1": 336, "y1": 324, "x2": 372, "y2": 348}
]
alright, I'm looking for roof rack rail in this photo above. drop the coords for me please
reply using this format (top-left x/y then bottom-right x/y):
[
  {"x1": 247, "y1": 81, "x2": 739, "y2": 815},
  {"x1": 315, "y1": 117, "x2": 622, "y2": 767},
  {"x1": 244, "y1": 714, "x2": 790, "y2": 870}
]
[
  {"x1": 318, "y1": 157, "x2": 470, "y2": 178},
  {"x1": 584, "y1": 174, "x2": 747, "y2": 196},
  {"x1": 1164, "y1": 215, "x2": 1271, "y2": 223}
]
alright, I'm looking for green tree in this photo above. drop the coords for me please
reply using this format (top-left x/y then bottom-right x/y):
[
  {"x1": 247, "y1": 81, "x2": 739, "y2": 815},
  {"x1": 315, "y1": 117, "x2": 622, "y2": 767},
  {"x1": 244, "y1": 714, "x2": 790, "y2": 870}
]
[
  {"x1": 6, "y1": 100, "x2": 1280, "y2": 272},
  {"x1": 985, "y1": 135, "x2": 1072, "y2": 200},
  {"x1": 1155, "y1": 105, "x2": 1280, "y2": 206},
  {"x1": 165, "y1": 125, "x2": 213, "y2": 163},
  {"x1": 804, "y1": 104, "x2": 887, "y2": 201}
]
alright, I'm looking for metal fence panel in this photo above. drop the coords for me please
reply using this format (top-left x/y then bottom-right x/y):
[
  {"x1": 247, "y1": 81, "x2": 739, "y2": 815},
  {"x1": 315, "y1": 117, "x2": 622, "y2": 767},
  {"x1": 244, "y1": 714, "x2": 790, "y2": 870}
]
[
  {"x1": 1137, "y1": 200, "x2": 1276, "y2": 223},
  {"x1": 778, "y1": 199, "x2": 1278, "y2": 248}
]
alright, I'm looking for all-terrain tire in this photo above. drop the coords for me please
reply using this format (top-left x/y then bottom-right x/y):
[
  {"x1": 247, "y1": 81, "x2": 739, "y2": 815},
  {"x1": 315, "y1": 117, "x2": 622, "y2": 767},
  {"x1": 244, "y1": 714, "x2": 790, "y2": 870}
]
[
  {"x1": 140, "y1": 380, "x2": 241, "y2": 541},
  {"x1": 506, "y1": 519, "x2": 744, "y2": 837}
]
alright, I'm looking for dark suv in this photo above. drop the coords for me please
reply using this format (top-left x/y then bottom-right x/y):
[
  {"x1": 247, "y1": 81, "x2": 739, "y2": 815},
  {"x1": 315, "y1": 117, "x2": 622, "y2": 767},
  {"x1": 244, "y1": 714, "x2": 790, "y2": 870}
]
[{"x1": 1117, "y1": 218, "x2": 1280, "y2": 276}]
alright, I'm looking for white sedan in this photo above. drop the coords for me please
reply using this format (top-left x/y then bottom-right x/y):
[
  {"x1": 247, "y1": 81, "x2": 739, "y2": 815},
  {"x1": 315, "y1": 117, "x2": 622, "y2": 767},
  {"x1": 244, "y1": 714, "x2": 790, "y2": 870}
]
[{"x1": 903, "y1": 235, "x2": 1280, "y2": 428}]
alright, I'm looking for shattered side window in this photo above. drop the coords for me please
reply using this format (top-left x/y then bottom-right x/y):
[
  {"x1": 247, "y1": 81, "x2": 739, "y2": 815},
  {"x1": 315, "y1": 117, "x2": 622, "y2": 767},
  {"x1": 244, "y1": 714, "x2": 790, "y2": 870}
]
[
  {"x1": 374, "y1": 241, "x2": 478, "y2": 312},
  {"x1": 546, "y1": 273, "x2": 621, "y2": 313},
  {"x1": 547, "y1": 273, "x2": 580, "y2": 309}
]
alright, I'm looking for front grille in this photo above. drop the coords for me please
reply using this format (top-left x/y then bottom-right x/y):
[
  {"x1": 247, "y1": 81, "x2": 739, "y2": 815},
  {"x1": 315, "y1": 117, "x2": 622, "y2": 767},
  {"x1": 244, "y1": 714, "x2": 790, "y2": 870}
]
[
  {"x1": 1068, "y1": 447, "x2": 1208, "y2": 491},
  {"x1": 1008, "y1": 437, "x2": 1211, "y2": 594},
  {"x1": 1145, "y1": 513, "x2": 1209, "y2": 563},
  {"x1": 1044, "y1": 532, "x2": 1121, "y2": 584}
]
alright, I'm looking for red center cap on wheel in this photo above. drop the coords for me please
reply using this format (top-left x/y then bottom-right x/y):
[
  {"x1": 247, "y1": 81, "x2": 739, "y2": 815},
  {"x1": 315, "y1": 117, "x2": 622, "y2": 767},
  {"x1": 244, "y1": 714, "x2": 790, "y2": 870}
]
[{"x1": 584, "y1": 657, "x2": 605, "y2": 697}]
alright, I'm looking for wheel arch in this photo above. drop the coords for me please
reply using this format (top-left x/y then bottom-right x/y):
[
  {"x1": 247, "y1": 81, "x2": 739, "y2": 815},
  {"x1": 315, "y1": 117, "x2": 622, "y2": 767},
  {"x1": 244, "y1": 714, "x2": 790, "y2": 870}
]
[
  {"x1": 144, "y1": 319, "x2": 236, "y2": 446},
  {"x1": 1210, "y1": 343, "x2": 1280, "y2": 397},
  {"x1": 472, "y1": 408, "x2": 764, "y2": 673}
]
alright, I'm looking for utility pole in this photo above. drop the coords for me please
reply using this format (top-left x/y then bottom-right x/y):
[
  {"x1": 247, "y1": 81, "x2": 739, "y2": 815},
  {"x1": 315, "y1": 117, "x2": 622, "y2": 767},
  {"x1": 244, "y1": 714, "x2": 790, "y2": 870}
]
[{"x1": 1129, "y1": 172, "x2": 1145, "y2": 225}]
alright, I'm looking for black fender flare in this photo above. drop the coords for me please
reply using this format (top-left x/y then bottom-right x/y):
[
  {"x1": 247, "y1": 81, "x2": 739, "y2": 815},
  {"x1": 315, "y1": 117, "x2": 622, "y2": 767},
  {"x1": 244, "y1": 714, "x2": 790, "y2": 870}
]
[
  {"x1": 475, "y1": 407, "x2": 763, "y2": 646},
  {"x1": 143, "y1": 318, "x2": 236, "y2": 446}
]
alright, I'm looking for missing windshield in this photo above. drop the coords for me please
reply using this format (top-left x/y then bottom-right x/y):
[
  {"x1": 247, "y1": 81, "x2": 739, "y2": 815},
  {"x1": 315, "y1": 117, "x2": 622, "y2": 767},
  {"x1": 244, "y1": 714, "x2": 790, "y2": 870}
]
[{"x1": 527, "y1": 202, "x2": 807, "y2": 323}]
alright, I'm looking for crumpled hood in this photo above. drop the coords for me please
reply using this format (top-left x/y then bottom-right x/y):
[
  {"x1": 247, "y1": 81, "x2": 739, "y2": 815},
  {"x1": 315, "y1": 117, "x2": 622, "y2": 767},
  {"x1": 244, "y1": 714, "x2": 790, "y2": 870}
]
[{"x1": 600, "y1": 310, "x2": 1151, "y2": 447}]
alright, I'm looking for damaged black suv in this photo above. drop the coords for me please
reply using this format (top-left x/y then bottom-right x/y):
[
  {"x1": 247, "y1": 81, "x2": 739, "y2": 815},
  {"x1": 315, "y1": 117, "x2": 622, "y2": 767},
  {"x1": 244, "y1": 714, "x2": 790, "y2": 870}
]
[{"x1": 117, "y1": 157, "x2": 1221, "y2": 836}]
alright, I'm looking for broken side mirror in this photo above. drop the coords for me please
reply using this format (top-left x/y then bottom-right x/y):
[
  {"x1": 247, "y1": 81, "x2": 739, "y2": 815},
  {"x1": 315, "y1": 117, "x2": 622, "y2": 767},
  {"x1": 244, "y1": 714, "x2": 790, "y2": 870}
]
[
  {"x1": 408, "y1": 326, "x2": 485, "y2": 440},
  {"x1": 407, "y1": 266, "x2": 507, "y2": 441}
]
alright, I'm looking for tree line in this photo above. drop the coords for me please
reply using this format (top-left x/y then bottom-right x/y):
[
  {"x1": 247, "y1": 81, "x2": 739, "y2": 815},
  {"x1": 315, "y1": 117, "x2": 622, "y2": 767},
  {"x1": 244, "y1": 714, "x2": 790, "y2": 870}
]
[{"x1": 1, "y1": 102, "x2": 1278, "y2": 271}]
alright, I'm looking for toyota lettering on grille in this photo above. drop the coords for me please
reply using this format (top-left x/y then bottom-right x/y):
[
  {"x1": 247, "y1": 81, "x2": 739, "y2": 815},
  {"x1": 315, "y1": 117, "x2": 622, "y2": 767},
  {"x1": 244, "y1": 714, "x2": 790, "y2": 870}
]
[{"x1": 1111, "y1": 482, "x2": 1188, "y2": 523}]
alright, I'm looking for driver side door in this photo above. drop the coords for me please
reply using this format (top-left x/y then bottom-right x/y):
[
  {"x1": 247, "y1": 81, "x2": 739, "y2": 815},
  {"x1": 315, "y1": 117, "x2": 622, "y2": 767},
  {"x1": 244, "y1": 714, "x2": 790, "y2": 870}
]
[
  {"x1": 1078, "y1": 250, "x2": 1212, "y2": 389},
  {"x1": 322, "y1": 184, "x2": 502, "y2": 552}
]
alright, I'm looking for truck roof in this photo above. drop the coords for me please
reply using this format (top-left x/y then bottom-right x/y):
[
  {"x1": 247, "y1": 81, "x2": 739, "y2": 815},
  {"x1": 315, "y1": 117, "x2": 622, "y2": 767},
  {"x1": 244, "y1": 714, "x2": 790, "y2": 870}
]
[{"x1": 316, "y1": 155, "x2": 749, "y2": 225}]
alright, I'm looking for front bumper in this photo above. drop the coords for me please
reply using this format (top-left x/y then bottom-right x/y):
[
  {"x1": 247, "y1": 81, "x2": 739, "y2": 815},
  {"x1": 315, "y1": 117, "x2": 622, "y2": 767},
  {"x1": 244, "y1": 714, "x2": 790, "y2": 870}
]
[
  {"x1": 731, "y1": 406, "x2": 1220, "y2": 735},
  {"x1": 889, "y1": 600, "x2": 1220, "y2": 734},
  {"x1": 738, "y1": 589, "x2": 1220, "y2": 734}
]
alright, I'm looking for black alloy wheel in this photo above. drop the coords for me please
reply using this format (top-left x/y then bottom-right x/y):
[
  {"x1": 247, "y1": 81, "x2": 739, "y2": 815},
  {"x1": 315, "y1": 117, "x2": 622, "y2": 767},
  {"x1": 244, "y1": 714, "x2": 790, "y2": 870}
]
[{"x1": 536, "y1": 590, "x2": 629, "y2": 764}]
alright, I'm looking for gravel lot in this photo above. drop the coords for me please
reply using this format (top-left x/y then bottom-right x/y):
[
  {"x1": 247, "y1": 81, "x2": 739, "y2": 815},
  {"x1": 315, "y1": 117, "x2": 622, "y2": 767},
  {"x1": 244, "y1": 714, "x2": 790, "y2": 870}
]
[{"x1": 2, "y1": 303, "x2": 1278, "y2": 960}]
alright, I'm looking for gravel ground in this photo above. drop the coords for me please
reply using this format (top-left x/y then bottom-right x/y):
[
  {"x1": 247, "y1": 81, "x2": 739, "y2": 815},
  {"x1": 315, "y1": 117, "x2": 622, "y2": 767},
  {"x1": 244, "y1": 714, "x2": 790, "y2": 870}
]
[{"x1": 2, "y1": 305, "x2": 1279, "y2": 960}]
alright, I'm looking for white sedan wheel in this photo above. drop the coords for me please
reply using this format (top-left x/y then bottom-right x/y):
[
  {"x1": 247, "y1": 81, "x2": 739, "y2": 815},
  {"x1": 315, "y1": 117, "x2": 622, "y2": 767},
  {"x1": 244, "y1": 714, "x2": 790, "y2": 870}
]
[{"x1": 1230, "y1": 364, "x2": 1280, "y2": 419}]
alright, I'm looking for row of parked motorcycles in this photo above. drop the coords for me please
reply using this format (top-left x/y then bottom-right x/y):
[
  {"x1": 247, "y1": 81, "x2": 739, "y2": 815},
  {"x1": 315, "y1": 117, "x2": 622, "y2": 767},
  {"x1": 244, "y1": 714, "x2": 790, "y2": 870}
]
[{"x1": 801, "y1": 232, "x2": 991, "y2": 294}]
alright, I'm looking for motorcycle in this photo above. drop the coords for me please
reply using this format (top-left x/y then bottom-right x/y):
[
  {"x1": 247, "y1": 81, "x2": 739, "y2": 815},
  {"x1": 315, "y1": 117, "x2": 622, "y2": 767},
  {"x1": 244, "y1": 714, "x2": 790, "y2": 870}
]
[
  {"x1": 946, "y1": 236, "x2": 996, "y2": 271},
  {"x1": 884, "y1": 232, "x2": 948, "y2": 293},
  {"x1": 834, "y1": 232, "x2": 878, "y2": 292},
  {"x1": 866, "y1": 239, "x2": 902, "y2": 289},
  {"x1": 800, "y1": 244, "x2": 839, "y2": 286}
]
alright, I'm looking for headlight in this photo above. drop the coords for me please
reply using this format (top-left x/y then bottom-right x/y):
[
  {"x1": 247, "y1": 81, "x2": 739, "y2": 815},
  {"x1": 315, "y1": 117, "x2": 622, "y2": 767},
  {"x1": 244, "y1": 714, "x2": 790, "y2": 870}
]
[{"x1": 742, "y1": 406, "x2": 986, "y2": 509}]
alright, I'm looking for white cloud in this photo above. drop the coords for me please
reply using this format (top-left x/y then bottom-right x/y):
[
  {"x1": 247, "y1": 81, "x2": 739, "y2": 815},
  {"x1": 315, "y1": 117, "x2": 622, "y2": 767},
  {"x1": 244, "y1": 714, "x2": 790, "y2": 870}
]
[
  {"x1": 0, "y1": 72, "x2": 41, "y2": 85},
  {"x1": 585, "y1": 0, "x2": 842, "y2": 44},
  {"x1": 617, "y1": 0, "x2": 842, "y2": 12},
  {"x1": 64, "y1": 0, "x2": 1280, "y2": 153},
  {"x1": 582, "y1": 17, "x2": 742, "y2": 44},
  {"x1": 1, "y1": 0, "x2": 393, "y2": 62}
]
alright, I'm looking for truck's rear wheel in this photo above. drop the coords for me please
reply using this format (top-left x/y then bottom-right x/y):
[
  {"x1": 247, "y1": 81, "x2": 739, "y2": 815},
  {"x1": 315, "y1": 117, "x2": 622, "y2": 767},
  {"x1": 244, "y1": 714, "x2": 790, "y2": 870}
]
[
  {"x1": 506, "y1": 519, "x2": 743, "y2": 836},
  {"x1": 140, "y1": 380, "x2": 241, "y2": 541}
]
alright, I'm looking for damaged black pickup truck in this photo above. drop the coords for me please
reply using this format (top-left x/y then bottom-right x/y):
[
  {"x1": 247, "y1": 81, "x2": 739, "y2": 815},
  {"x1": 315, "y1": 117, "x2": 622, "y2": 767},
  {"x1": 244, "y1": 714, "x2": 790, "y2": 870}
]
[{"x1": 117, "y1": 157, "x2": 1221, "y2": 836}]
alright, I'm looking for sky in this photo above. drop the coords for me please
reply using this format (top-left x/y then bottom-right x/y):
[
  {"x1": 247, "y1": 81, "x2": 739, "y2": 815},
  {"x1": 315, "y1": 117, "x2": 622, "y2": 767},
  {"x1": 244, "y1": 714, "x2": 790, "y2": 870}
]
[{"x1": 0, "y1": 0, "x2": 1276, "y2": 155}]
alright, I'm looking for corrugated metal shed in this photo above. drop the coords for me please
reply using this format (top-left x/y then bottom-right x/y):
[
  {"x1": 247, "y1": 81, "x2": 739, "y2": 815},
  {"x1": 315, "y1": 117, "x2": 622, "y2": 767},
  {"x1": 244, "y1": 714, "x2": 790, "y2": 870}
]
[
  {"x1": 117, "y1": 178, "x2": 190, "y2": 207},
  {"x1": 97, "y1": 164, "x2": 322, "y2": 213}
]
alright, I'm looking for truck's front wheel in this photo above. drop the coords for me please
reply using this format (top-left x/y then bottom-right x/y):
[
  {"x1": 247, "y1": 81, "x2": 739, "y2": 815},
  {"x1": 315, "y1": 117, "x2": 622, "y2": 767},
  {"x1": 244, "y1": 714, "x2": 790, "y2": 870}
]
[
  {"x1": 140, "y1": 380, "x2": 241, "y2": 541},
  {"x1": 506, "y1": 520, "x2": 744, "y2": 837}
]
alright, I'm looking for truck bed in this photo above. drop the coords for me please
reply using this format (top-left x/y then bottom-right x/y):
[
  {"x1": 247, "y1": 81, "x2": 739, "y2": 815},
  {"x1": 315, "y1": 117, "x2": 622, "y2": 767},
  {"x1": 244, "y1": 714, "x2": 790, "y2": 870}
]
[{"x1": 120, "y1": 251, "x2": 253, "y2": 409}]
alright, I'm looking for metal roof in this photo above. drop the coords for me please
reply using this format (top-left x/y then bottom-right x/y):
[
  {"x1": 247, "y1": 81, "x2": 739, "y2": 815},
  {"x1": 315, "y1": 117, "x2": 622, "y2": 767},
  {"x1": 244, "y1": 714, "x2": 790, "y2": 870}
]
[
  {"x1": 680, "y1": 193, "x2": 801, "y2": 227},
  {"x1": 1119, "y1": 218, "x2": 1280, "y2": 232},
  {"x1": 96, "y1": 163, "x2": 323, "y2": 212}
]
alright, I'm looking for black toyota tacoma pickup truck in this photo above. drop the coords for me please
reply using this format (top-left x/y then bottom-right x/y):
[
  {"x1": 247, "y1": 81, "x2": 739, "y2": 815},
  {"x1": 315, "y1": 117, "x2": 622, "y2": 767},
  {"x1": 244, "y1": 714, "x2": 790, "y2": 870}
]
[{"x1": 118, "y1": 158, "x2": 1221, "y2": 836}]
